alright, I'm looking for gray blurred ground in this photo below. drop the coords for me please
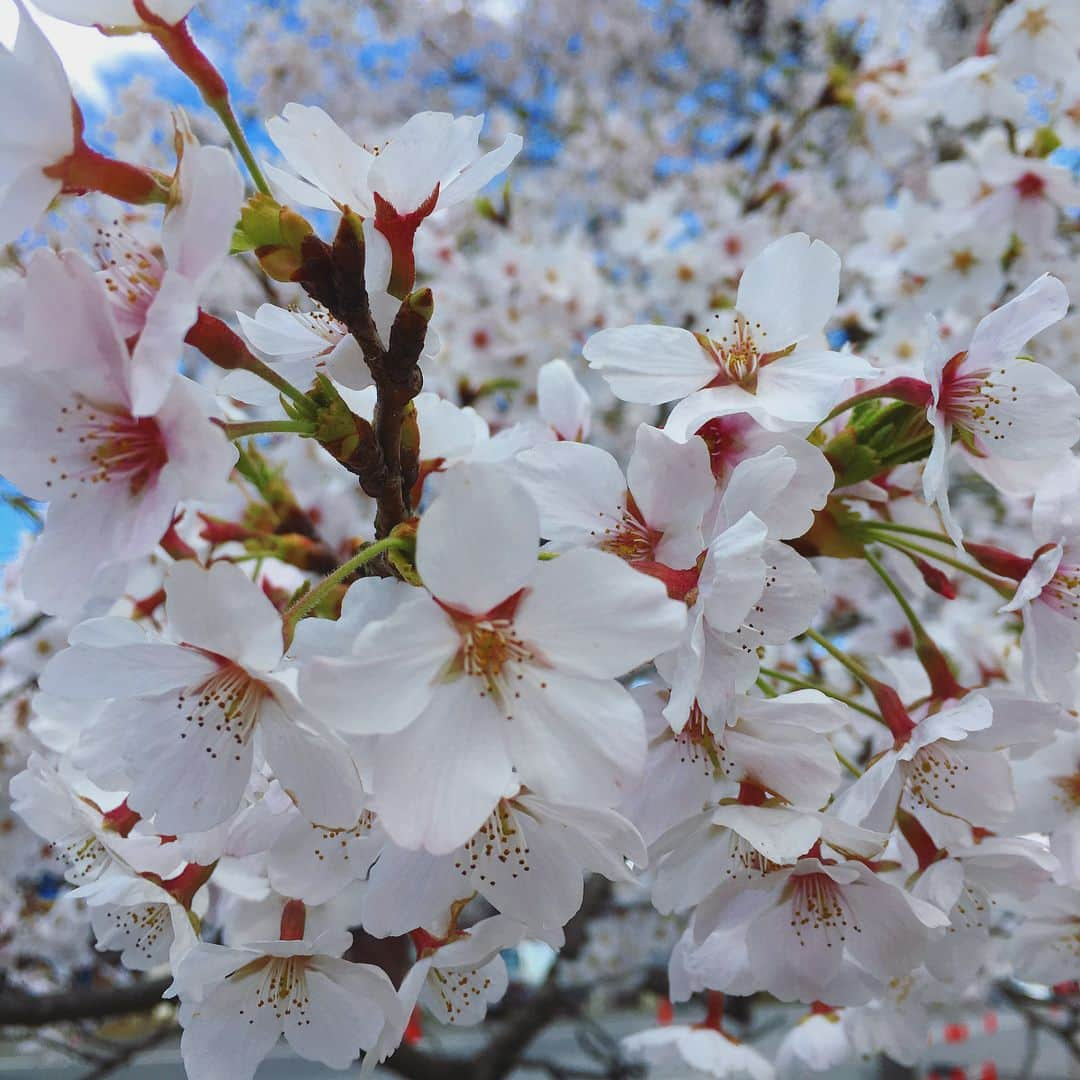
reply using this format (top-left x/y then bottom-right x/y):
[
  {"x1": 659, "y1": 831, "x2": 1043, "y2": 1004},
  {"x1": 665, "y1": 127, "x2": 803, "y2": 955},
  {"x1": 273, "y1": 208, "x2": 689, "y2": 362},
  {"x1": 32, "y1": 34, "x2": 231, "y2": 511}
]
[{"x1": 2, "y1": 1005, "x2": 1077, "y2": 1079}]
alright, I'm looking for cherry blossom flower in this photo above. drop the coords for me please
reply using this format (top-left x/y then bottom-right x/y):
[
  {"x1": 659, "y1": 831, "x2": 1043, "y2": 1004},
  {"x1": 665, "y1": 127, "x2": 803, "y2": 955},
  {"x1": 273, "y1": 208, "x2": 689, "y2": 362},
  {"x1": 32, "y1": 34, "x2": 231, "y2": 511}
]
[
  {"x1": 911, "y1": 835, "x2": 1057, "y2": 983},
  {"x1": 361, "y1": 916, "x2": 525, "y2": 1073},
  {"x1": 266, "y1": 107, "x2": 522, "y2": 221},
  {"x1": 71, "y1": 862, "x2": 204, "y2": 973},
  {"x1": 583, "y1": 233, "x2": 874, "y2": 423},
  {"x1": 0, "y1": 249, "x2": 235, "y2": 616},
  {"x1": 40, "y1": 560, "x2": 365, "y2": 833},
  {"x1": 1010, "y1": 885, "x2": 1080, "y2": 984},
  {"x1": 300, "y1": 464, "x2": 686, "y2": 852},
  {"x1": 923, "y1": 274, "x2": 1078, "y2": 543},
  {"x1": 174, "y1": 914, "x2": 402, "y2": 1080},
  {"x1": 363, "y1": 789, "x2": 646, "y2": 936},
  {"x1": 700, "y1": 856, "x2": 948, "y2": 1004},
  {"x1": 835, "y1": 694, "x2": 1015, "y2": 831},
  {"x1": 9, "y1": 753, "x2": 148, "y2": 884},
  {"x1": 515, "y1": 423, "x2": 715, "y2": 568}
]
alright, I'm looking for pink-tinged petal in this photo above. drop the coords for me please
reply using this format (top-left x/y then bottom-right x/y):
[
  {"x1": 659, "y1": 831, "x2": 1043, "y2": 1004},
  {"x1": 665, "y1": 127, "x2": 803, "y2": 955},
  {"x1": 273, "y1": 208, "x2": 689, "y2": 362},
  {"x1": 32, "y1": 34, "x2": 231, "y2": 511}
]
[
  {"x1": 299, "y1": 593, "x2": 455, "y2": 733},
  {"x1": 754, "y1": 348, "x2": 876, "y2": 424},
  {"x1": 20, "y1": 483, "x2": 150, "y2": 618},
  {"x1": 22, "y1": 249, "x2": 128, "y2": 397},
  {"x1": 713, "y1": 805, "x2": 824, "y2": 863},
  {"x1": 155, "y1": 375, "x2": 237, "y2": 504},
  {"x1": 128, "y1": 270, "x2": 196, "y2": 416},
  {"x1": 747, "y1": 885, "x2": 846, "y2": 1000},
  {"x1": 507, "y1": 669, "x2": 645, "y2": 807},
  {"x1": 967, "y1": 273, "x2": 1068, "y2": 371},
  {"x1": 736, "y1": 233, "x2": 841, "y2": 346},
  {"x1": 165, "y1": 561, "x2": 284, "y2": 672},
  {"x1": 628, "y1": 425, "x2": 713, "y2": 555},
  {"x1": 514, "y1": 440, "x2": 626, "y2": 548},
  {"x1": 583, "y1": 324, "x2": 715, "y2": 404},
  {"x1": 515, "y1": 548, "x2": 685, "y2": 678},
  {"x1": 268, "y1": 811, "x2": 382, "y2": 907},
  {"x1": 416, "y1": 464, "x2": 539, "y2": 613},
  {"x1": 370, "y1": 680, "x2": 513, "y2": 853},
  {"x1": 162, "y1": 143, "x2": 245, "y2": 291},
  {"x1": 257, "y1": 693, "x2": 365, "y2": 828}
]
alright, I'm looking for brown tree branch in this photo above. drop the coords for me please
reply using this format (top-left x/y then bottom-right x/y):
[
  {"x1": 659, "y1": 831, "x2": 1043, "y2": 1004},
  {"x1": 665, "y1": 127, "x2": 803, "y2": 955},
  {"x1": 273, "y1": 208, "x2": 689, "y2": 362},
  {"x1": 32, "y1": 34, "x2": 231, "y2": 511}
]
[{"x1": 0, "y1": 977, "x2": 171, "y2": 1028}]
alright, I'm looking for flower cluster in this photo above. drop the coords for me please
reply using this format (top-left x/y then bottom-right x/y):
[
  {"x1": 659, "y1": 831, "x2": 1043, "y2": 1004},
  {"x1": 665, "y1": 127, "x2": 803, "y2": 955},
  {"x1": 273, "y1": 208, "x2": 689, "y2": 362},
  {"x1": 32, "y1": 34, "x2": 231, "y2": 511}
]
[{"x1": 0, "y1": 2, "x2": 1078, "y2": 1079}]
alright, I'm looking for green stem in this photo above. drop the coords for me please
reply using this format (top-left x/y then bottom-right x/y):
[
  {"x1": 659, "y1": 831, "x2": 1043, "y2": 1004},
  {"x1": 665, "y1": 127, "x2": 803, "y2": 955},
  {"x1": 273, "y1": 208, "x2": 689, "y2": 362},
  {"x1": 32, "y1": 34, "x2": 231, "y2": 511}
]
[
  {"x1": 758, "y1": 666, "x2": 880, "y2": 720},
  {"x1": 245, "y1": 356, "x2": 317, "y2": 418},
  {"x1": 220, "y1": 419, "x2": 316, "y2": 440},
  {"x1": 872, "y1": 535, "x2": 1013, "y2": 597},
  {"x1": 755, "y1": 677, "x2": 778, "y2": 698},
  {"x1": 281, "y1": 537, "x2": 408, "y2": 643},
  {"x1": 213, "y1": 100, "x2": 271, "y2": 196},
  {"x1": 863, "y1": 547, "x2": 926, "y2": 637},
  {"x1": 863, "y1": 521, "x2": 954, "y2": 546},
  {"x1": 803, "y1": 627, "x2": 876, "y2": 686},
  {"x1": 835, "y1": 749, "x2": 864, "y2": 778}
]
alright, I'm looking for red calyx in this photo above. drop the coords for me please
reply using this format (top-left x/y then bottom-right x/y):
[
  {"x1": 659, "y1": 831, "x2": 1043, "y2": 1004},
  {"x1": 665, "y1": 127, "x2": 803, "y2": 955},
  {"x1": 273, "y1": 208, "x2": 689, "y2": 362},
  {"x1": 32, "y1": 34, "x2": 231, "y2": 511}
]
[
  {"x1": 133, "y1": 1, "x2": 230, "y2": 102},
  {"x1": 410, "y1": 928, "x2": 444, "y2": 958},
  {"x1": 159, "y1": 861, "x2": 217, "y2": 910},
  {"x1": 962, "y1": 540, "x2": 1032, "y2": 582},
  {"x1": 737, "y1": 781, "x2": 768, "y2": 806},
  {"x1": 633, "y1": 560, "x2": 701, "y2": 602},
  {"x1": 198, "y1": 513, "x2": 257, "y2": 544},
  {"x1": 914, "y1": 557, "x2": 958, "y2": 599},
  {"x1": 279, "y1": 898, "x2": 307, "y2": 941},
  {"x1": 374, "y1": 185, "x2": 441, "y2": 299},
  {"x1": 866, "y1": 678, "x2": 917, "y2": 742},
  {"x1": 186, "y1": 309, "x2": 258, "y2": 371},
  {"x1": 897, "y1": 809, "x2": 942, "y2": 872},
  {"x1": 101, "y1": 799, "x2": 141, "y2": 837},
  {"x1": 1014, "y1": 171, "x2": 1047, "y2": 200}
]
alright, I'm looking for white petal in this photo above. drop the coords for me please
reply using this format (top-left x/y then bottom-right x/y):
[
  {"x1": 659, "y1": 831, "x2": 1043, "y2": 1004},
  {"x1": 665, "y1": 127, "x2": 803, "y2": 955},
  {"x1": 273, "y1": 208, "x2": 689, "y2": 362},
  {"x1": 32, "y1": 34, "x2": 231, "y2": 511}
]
[
  {"x1": 165, "y1": 561, "x2": 284, "y2": 672},
  {"x1": 967, "y1": 273, "x2": 1069, "y2": 371},
  {"x1": 515, "y1": 548, "x2": 686, "y2": 678},
  {"x1": 737, "y1": 232, "x2": 841, "y2": 346},
  {"x1": 370, "y1": 680, "x2": 513, "y2": 853},
  {"x1": 583, "y1": 324, "x2": 715, "y2": 404},
  {"x1": 507, "y1": 669, "x2": 645, "y2": 807},
  {"x1": 416, "y1": 463, "x2": 539, "y2": 613}
]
